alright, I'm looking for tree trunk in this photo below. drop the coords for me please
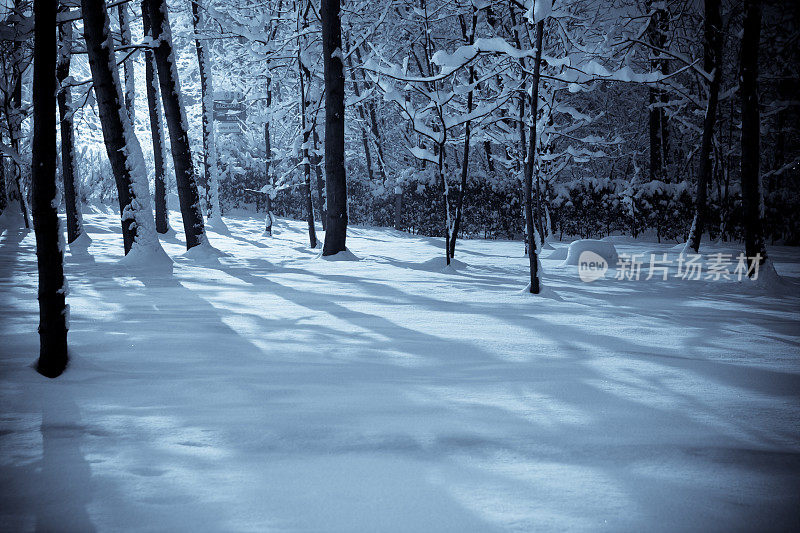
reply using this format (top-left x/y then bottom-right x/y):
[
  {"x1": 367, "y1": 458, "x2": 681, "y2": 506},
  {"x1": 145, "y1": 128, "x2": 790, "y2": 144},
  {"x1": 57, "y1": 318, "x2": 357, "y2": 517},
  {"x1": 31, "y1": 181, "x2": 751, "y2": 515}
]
[
  {"x1": 57, "y1": 6, "x2": 83, "y2": 244},
  {"x1": 312, "y1": 127, "x2": 327, "y2": 230},
  {"x1": 146, "y1": 0, "x2": 206, "y2": 249},
  {"x1": 263, "y1": 120, "x2": 273, "y2": 236},
  {"x1": 740, "y1": 0, "x2": 767, "y2": 270},
  {"x1": 449, "y1": 8, "x2": 477, "y2": 259},
  {"x1": 8, "y1": 0, "x2": 29, "y2": 228},
  {"x1": 523, "y1": 21, "x2": 544, "y2": 294},
  {"x1": 32, "y1": 0, "x2": 68, "y2": 378},
  {"x1": 297, "y1": 6, "x2": 317, "y2": 249},
  {"x1": 686, "y1": 0, "x2": 723, "y2": 253},
  {"x1": 353, "y1": 43, "x2": 387, "y2": 181},
  {"x1": 321, "y1": 0, "x2": 348, "y2": 255},
  {"x1": 82, "y1": 0, "x2": 160, "y2": 255},
  {"x1": 118, "y1": 3, "x2": 135, "y2": 123},
  {"x1": 344, "y1": 32, "x2": 374, "y2": 183},
  {"x1": 141, "y1": 0, "x2": 169, "y2": 234},
  {"x1": 393, "y1": 186, "x2": 402, "y2": 230},
  {"x1": 191, "y1": 0, "x2": 222, "y2": 223},
  {"x1": 0, "y1": 146, "x2": 6, "y2": 213},
  {"x1": 438, "y1": 145, "x2": 451, "y2": 266},
  {"x1": 647, "y1": 2, "x2": 670, "y2": 182}
]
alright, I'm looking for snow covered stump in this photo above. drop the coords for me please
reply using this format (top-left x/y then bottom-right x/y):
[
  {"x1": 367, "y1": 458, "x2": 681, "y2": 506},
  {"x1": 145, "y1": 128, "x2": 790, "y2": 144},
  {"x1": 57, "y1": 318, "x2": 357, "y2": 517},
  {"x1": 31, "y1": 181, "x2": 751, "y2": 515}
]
[{"x1": 561, "y1": 239, "x2": 619, "y2": 282}]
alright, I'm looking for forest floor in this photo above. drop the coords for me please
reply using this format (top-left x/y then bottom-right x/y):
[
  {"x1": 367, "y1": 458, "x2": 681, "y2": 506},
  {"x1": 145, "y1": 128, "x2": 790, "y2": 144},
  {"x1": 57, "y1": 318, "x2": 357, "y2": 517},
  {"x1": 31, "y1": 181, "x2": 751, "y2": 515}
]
[{"x1": 1, "y1": 208, "x2": 799, "y2": 531}]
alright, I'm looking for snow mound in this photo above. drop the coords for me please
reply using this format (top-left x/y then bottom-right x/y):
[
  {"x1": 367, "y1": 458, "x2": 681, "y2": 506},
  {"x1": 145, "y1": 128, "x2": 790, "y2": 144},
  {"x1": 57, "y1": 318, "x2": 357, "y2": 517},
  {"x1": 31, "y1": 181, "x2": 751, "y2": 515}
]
[
  {"x1": 206, "y1": 215, "x2": 230, "y2": 235},
  {"x1": 745, "y1": 260, "x2": 790, "y2": 295},
  {"x1": 183, "y1": 242, "x2": 229, "y2": 262},
  {"x1": 562, "y1": 239, "x2": 619, "y2": 266},
  {"x1": 418, "y1": 256, "x2": 467, "y2": 273},
  {"x1": 118, "y1": 243, "x2": 173, "y2": 272},
  {"x1": 540, "y1": 242, "x2": 555, "y2": 251},
  {"x1": 519, "y1": 284, "x2": 562, "y2": 300},
  {"x1": 319, "y1": 249, "x2": 360, "y2": 261},
  {"x1": 546, "y1": 246, "x2": 568, "y2": 260}
]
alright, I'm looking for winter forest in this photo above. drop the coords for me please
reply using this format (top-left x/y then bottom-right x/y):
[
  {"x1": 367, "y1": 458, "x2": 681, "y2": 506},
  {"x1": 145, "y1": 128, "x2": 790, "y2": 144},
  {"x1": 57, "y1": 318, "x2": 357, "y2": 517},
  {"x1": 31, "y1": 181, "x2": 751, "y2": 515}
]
[{"x1": 1, "y1": 0, "x2": 799, "y2": 530}]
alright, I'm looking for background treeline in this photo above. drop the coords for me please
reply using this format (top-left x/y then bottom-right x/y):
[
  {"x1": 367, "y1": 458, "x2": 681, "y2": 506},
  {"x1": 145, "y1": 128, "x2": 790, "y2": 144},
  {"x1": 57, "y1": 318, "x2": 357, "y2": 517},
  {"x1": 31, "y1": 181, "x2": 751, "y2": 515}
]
[{"x1": 1, "y1": 0, "x2": 798, "y2": 246}]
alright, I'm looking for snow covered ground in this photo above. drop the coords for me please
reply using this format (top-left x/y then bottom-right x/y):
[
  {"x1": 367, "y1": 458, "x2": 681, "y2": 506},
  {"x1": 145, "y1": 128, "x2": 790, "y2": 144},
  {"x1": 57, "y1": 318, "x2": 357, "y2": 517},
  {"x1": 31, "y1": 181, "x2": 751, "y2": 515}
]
[{"x1": 1, "y1": 209, "x2": 799, "y2": 531}]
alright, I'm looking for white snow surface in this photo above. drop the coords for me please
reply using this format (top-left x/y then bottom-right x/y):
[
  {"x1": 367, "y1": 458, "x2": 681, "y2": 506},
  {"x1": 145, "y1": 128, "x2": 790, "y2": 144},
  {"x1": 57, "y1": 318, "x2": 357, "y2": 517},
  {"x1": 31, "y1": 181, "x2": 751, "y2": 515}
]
[{"x1": 1, "y1": 212, "x2": 799, "y2": 531}]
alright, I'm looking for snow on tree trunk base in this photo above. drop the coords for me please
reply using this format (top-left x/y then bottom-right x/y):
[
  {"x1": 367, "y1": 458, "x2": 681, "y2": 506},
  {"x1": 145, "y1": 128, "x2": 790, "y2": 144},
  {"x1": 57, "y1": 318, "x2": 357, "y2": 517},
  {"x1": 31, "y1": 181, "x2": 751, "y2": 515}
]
[
  {"x1": 318, "y1": 248, "x2": 359, "y2": 262},
  {"x1": 118, "y1": 243, "x2": 173, "y2": 273},
  {"x1": 206, "y1": 215, "x2": 230, "y2": 235},
  {"x1": 67, "y1": 232, "x2": 93, "y2": 255},
  {"x1": 0, "y1": 205, "x2": 29, "y2": 229}
]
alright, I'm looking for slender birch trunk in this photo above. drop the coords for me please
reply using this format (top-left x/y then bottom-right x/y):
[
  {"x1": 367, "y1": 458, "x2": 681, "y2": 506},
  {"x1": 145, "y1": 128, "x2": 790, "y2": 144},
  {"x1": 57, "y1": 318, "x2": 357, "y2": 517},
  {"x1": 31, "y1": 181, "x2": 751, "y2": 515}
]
[
  {"x1": 56, "y1": 6, "x2": 83, "y2": 244},
  {"x1": 191, "y1": 0, "x2": 222, "y2": 224},
  {"x1": 686, "y1": 0, "x2": 723, "y2": 253}
]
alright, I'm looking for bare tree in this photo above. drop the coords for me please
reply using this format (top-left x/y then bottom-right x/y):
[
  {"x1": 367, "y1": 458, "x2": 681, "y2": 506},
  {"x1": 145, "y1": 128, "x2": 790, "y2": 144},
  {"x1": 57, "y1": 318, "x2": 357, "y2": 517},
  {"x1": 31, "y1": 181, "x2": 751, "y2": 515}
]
[
  {"x1": 141, "y1": 0, "x2": 169, "y2": 234},
  {"x1": 686, "y1": 0, "x2": 723, "y2": 253},
  {"x1": 321, "y1": 0, "x2": 348, "y2": 255},
  {"x1": 146, "y1": 0, "x2": 206, "y2": 249},
  {"x1": 82, "y1": 0, "x2": 161, "y2": 255},
  {"x1": 740, "y1": 0, "x2": 767, "y2": 271},
  {"x1": 57, "y1": 4, "x2": 84, "y2": 244},
  {"x1": 191, "y1": 0, "x2": 222, "y2": 225},
  {"x1": 523, "y1": 20, "x2": 544, "y2": 294},
  {"x1": 32, "y1": 0, "x2": 67, "y2": 377}
]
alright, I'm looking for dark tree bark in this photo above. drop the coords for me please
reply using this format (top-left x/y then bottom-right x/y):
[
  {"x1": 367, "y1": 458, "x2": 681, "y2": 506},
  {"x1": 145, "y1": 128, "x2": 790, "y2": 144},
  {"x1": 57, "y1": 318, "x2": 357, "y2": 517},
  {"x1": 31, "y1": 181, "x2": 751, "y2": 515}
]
[
  {"x1": 686, "y1": 0, "x2": 723, "y2": 253},
  {"x1": 484, "y1": 141, "x2": 494, "y2": 173},
  {"x1": 82, "y1": 0, "x2": 157, "y2": 254},
  {"x1": 263, "y1": 119, "x2": 273, "y2": 236},
  {"x1": 32, "y1": 0, "x2": 68, "y2": 378},
  {"x1": 394, "y1": 187, "x2": 402, "y2": 230},
  {"x1": 321, "y1": 0, "x2": 348, "y2": 255},
  {"x1": 57, "y1": 6, "x2": 83, "y2": 244},
  {"x1": 146, "y1": 0, "x2": 206, "y2": 249},
  {"x1": 740, "y1": 0, "x2": 767, "y2": 270},
  {"x1": 523, "y1": 21, "x2": 544, "y2": 294},
  {"x1": 141, "y1": 0, "x2": 169, "y2": 234}
]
